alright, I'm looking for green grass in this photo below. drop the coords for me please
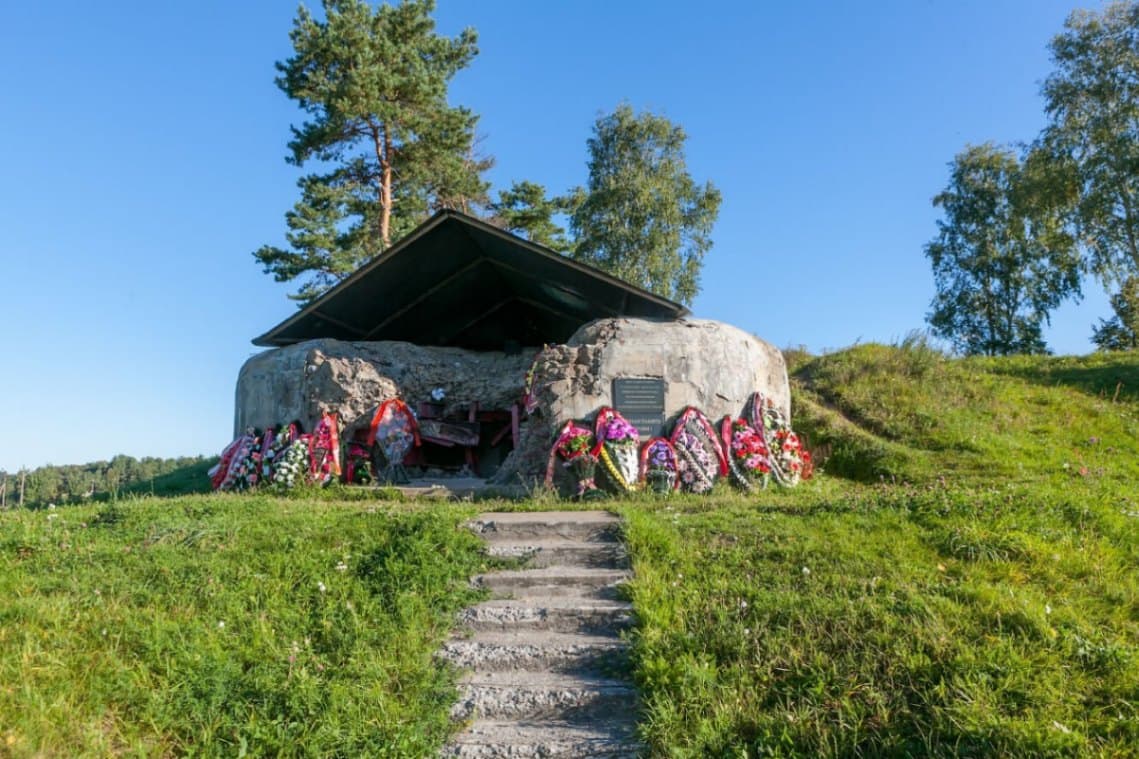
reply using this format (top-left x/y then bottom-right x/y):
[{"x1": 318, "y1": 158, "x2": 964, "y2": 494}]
[
  {"x1": 2, "y1": 346, "x2": 1138, "y2": 756},
  {"x1": 620, "y1": 484, "x2": 1139, "y2": 757},
  {"x1": 791, "y1": 339, "x2": 1139, "y2": 488},
  {"x1": 118, "y1": 458, "x2": 216, "y2": 499},
  {"x1": 0, "y1": 495, "x2": 495, "y2": 757},
  {"x1": 618, "y1": 344, "x2": 1139, "y2": 757}
]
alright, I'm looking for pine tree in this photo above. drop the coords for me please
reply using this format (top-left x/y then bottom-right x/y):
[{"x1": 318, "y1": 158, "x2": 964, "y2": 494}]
[
  {"x1": 488, "y1": 181, "x2": 575, "y2": 253},
  {"x1": 255, "y1": 0, "x2": 491, "y2": 303}
]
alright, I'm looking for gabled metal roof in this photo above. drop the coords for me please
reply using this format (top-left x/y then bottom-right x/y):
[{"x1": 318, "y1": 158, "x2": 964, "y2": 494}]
[{"x1": 253, "y1": 210, "x2": 688, "y2": 350}]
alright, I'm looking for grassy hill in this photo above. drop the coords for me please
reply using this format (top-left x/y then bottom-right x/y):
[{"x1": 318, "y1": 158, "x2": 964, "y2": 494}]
[
  {"x1": 624, "y1": 343, "x2": 1139, "y2": 756},
  {"x1": 1, "y1": 345, "x2": 1137, "y2": 756},
  {"x1": 789, "y1": 338, "x2": 1139, "y2": 488},
  {"x1": 0, "y1": 497, "x2": 501, "y2": 756}
]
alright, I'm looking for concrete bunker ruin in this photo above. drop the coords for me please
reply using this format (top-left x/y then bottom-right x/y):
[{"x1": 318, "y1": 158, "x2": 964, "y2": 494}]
[{"x1": 236, "y1": 211, "x2": 790, "y2": 485}]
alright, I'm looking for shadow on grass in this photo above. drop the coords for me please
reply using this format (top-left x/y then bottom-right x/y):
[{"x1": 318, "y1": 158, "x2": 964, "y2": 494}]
[{"x1": 977, "y1": 354, "x2": 1139, "y2": 403}]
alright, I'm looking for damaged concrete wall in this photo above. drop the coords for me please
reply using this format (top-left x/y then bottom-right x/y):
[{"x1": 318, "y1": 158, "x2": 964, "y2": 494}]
[
  {"x1": 234, "y1": 338, "x2": 533, "y2": 436},
  {"x1": 492, "y1": 317, "x2": 790, "y2": 485},
  {"x1": 234, "y1": 318, "x2": 789, "y2": 485}
]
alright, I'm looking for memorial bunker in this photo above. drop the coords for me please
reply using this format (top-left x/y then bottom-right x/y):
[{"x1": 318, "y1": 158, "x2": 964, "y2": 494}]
[{"x1": 235, "y1": 210, "x2": 790, "y2": 484}]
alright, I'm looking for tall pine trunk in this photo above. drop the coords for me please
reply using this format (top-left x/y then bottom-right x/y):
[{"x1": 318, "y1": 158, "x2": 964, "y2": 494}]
[{"x1": 372, "y1": 124, "x2": 392, "y2": 249}]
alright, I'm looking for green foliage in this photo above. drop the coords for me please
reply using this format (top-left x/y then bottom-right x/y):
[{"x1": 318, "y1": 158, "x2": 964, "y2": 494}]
[
  {"x1": 254, "y1": 0, "x2": 490, "y2": 303},
  {"x1": 487, "y1": 180, "x2": 575, "y2": 254},
  {"x1": 1043, "y1": 1, "x2": 1139, "y2": 284},
  {"x1": 0, "y1": 455, "x2": 212, "y2": 510},
  {"x1": 0, "y1": 497, "x2": 490, "y2": 756},
  {"x1": 926, "y1": 143, "x2": 1081, "y2": 356},
  {"x1": 1092, "y1": 275, "x2": 1139, "y2": 351},
  {"x1": 569, "y1": 103, "x2": 721, "y2": 306},
  {"x1": 792, "y1": 341, "x2": 1139, "y2": 486}
]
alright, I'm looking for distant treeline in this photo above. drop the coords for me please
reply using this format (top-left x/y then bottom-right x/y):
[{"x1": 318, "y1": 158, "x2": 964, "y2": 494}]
[{"x1": 0, "y1": 455, "x2": 215, "y2": 509}]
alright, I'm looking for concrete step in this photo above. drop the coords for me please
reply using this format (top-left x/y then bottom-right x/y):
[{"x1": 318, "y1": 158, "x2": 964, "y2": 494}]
[
  {"x1": 448, "y1": 512, "x2": 640, "y2": 757},
  {"x1": 459, "y1": 598, "x2": 634, "y2": 634},
  {"x1": 485, "y1": 538, "x2": 629, "y2": 569},
  {"x1": 440, "y1": 632, "x2": 628, "y2": 674},
  {"x1": 442, "y1": 719, "x2": 643, "y2": 758},
  {"x1": 450, "y1": 671, "x2": 638, "y2": 721},
  {"x1": 474, "y1": 567, "x2": 631, "y2": 599},
  {"x1": 469, "y1": 511, "x2": 622, "y2": 543}
]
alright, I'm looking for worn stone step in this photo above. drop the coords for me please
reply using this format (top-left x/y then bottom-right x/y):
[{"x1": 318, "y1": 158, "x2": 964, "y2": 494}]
[
  {"x1": 485, "y1": 538, "x2": 629, "y2": 569},
  {"x1": 440, "y1": 632, "x2": 628, "y2": 674},
  {"x1": 442, "y1": 719, "x2": 643, "y2": 758},
  {"x1": 474, "y1": 567, "x2": 631, "y2": 598},
  {"x1": 450, "y1": 671, "x2": 639, "y2": 721},
  {"x1": 469, "y1": 511, "x2": 622, "y2": 543},
  {"x1": 459, "y1": 598, "x2": 634, "y2": 634}
]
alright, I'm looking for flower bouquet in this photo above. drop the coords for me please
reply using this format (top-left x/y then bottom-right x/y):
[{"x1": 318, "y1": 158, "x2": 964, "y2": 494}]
[
  {"x1": 259, "y1": 427, "x2": 276, "y2": 479},
  {"x1": 639, "y1": 437, "x2": 678, "y2": 494},
  {"x1": 209, "y1": 433, "x2": 249, "y2": 490},
  {"x1": 744, "y1": 392, "x2": 813, "y2": 487},
  {"x1": 309, "y1": 411, "x2": 341, "y2": 485},
  {"x1": 261, "y1": 423, "x2": 300, "y2": 484},
  {"x1": 366, "y1": 399, "x2": 420, "y2": 484},
  {"x1": 720, "y1": 417, "x2": 771, "y2": 492},
  {"x1": 344, "y1": 436, "x2": 374, "y2": 485},
  {"x1": 592, "y1": 407, "x2": 640, "y2": 493},
  {"x1": 669, "y1": 406, "x2": 728, "y2": 493},
  {"x1": 273, "y1": 435, "x2": 312, "y2": 490},
  {"x1": 212, "y1": 430, "x2": 257, "y2": 491},
  {"x1": 544, "y1": 420, "x2": 600, "y2": 498},
  {"x1": 232, "y1": 432, "x2": 265, "y2": 491}
]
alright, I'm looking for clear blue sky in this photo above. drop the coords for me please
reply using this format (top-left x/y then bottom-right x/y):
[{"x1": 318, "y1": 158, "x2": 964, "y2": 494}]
[{"x1": 0, "y1": 0, "x2": 1114, "y2": 471}]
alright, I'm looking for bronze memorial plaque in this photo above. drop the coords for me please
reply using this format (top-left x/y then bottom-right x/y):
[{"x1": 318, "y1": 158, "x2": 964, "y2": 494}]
[{"x1": 612, "y1": 377, "x2": 666, "y2": 438}]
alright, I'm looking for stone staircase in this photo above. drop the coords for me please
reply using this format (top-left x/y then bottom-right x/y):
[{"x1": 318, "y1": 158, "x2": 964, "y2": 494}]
[{"x1": 440, "y1": 511, "x2": 643, "y2": 758}]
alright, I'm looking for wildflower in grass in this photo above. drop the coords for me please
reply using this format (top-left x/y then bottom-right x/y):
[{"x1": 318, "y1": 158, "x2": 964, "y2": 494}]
[
  {"x1": 801, "y1": 566, "x2": 810, "y2": 576},
  {"x1": 335, "y1": 561, "x2": 348, "y2": 572},
  {"x1": 217, "y1": 621, "x2": 225, "y2": 629},
  {"x1": 317, "y1": 581, "x2": 327, "y2": 593}
]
